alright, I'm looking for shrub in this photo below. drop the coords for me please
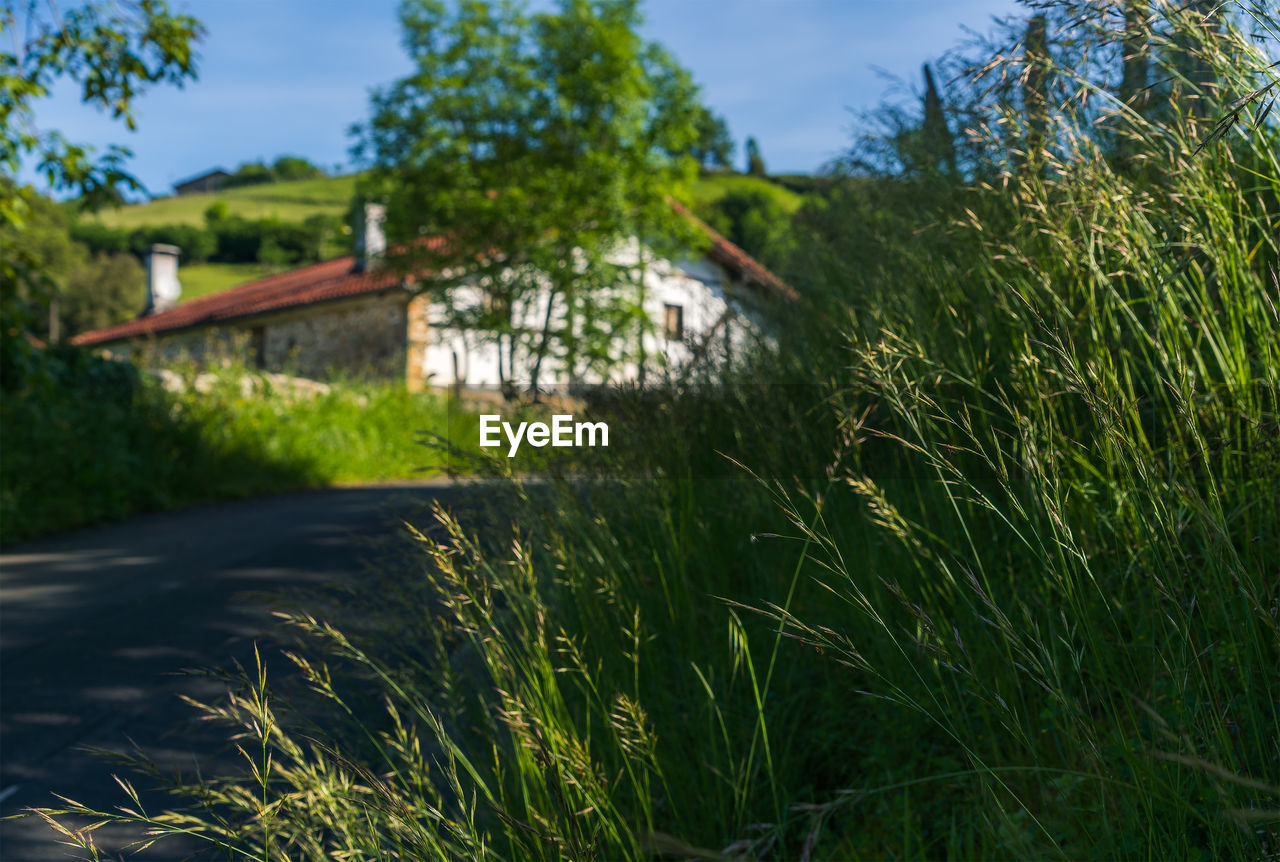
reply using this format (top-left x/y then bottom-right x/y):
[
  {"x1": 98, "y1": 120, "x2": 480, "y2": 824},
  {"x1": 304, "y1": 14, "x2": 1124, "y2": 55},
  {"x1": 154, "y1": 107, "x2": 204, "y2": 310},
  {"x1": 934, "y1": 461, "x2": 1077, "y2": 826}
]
[
  {"x1": 68, "y1": 220, "x2": 131, "y2": 256},
  {"x1": 702, "y1": 187, "x2": 795, "y2": 270},
  {"x1": 222, "y1": 160, "x2": 274, "y2": 189},
  {"x1": 131, "y1": 223, "x2": 216, "y2": 262},
  {"x1": 0, "y1": 349, "x2": 460, "y2": 544},
  {"x1": 272, "y1": 154, "x2": 325, "y2": 182},
  {"x1": 59, "y1": 252, "x2": 145, "y2": 337}
]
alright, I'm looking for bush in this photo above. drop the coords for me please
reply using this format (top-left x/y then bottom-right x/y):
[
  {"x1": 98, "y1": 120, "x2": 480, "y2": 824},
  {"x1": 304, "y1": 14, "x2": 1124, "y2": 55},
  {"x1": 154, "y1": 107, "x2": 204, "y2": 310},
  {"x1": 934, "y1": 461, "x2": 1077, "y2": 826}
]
[
  {"x1": 211, "y1": 216, "x2": 332, "y2": 265},
  {"x1": 222, "y1": 160, "x2": 274, "y2": 189},
  {"x1": 68, "y1": 220, "x2": 131, "y2": 255},
  {"x1": 59, "y1": 252, "x2": 145, "y2": 337},
  {"x1": 221, "y1": 155, "x2": 326, "y2": 189},
  {"x1": 702, "y1": 187, "x2": 796, "y2": 270},
  {"x1": 131, "y1": 223, "x2": 217, "y2": 262},
  {"x1": 272, "y1": 154, "x2": 325, "y2": 182},
  {"x1": 0, "y1": 348, "x2": 460, "y2": 544},
  {"x1": 70, "y1": 221, "x2": 217, "y2": 264}
]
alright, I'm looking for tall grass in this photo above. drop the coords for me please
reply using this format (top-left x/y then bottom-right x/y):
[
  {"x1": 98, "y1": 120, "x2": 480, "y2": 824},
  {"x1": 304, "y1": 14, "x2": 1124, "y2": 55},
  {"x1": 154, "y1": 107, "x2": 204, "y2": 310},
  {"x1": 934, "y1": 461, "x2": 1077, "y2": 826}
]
[{"x1": 27, "y1": 3, "x2": 1279, "y2": 858}]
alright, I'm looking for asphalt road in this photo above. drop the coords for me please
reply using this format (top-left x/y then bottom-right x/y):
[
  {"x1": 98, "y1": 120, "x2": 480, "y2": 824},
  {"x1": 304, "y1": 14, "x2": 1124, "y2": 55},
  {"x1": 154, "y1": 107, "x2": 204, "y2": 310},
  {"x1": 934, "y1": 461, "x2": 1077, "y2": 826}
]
[{"x1": 0, "y1": 482, "x2": 459, "y2": 860}]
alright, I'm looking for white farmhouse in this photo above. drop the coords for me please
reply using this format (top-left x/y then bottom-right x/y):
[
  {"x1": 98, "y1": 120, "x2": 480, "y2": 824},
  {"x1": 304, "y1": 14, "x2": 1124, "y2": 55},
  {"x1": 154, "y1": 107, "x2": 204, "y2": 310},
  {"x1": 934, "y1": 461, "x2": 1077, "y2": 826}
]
[{"x1": 73, "y1": 201, "x2": 796, "y2": 392}]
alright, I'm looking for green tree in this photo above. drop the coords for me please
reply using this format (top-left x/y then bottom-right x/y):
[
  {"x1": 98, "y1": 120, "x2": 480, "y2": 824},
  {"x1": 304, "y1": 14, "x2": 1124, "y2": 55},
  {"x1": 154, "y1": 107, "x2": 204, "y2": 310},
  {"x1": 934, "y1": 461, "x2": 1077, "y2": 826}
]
[
  {"x1": 1114, "y1": 0, "x2": 1151, "y2": 165},
  {"x1": 271, "y1": 154, "x2": 325, "y2": 182},
  {"x1": 223, "y1": 160, "x2": 273, "y2": 188},
  {"x1": 1175, "y1": 0, "x2": 1227, "y2": 123},
  {"x1": 921, "y1": 63, "x2": 957, "y2": 178},
  {"x1": 1022, "y1": 14, "x2": 1051, "y2": 169},
  {"x1": 60, "y1": 252, "x2": 145, "y2": 337},
  {"x1": 1120, "y1": 0, "x2": 1149, "y2": 109},
  {"x1": 204, "y1": 201, "x2": 229, "y2": 227},
  {"x1": 704, "y1": 188, "x2": 793, "y2": 271},
  {"x1": 1, "y1": 1, "x2": 202, "y2": 375},
  {"x1": 257, "y1": 236, "x2": 290, "y2": 269},
  {"x1": 355, "y1": 0, "x2": 701, "y2": 391},
  {"x1": 691, "y1": 106, "x2": 733, "y2": 169},
  {"x1": 0, "y1": 190, "x2": 83, "y2": 341},
  {"x1": 744, "y1": 135, "x2": 766, "y2": 176}
]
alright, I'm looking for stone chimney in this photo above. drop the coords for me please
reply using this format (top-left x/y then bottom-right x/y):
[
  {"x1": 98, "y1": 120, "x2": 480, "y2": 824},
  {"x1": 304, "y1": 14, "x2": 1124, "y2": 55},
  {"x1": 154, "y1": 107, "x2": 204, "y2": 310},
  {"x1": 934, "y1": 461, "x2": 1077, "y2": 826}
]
[
  {"x1": 354, "y1": 202, "x2": 386, "y2": 272},
  {"x1": 143, "y1": 244, "x2": 181, "y2": 315}
]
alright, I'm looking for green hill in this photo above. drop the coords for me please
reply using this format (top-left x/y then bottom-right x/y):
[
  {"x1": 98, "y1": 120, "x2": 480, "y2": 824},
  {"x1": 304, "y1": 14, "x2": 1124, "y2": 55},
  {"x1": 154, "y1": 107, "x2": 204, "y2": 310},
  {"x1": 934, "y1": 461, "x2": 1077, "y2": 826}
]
[
  {"x1": 682, "y1": 172, "x2": 805, "y2": 214},
  {"x1": 80, "y1": 174, "x2": 360, "y2": 298},
  {"x1": 97, "y1": 170, "x2": 803, "y2": 229},
  {"x1": 87, "y1": 171, "x2": 809, "y2": 299},
  {"x1": 92, "y1": 173, "x2": 361, "y2": 229}
]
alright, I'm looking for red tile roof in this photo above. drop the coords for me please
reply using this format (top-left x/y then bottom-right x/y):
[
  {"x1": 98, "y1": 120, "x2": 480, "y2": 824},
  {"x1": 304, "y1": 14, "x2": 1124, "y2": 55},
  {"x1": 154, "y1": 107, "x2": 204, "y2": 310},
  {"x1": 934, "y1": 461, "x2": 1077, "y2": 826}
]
[
  {"x1": 72, "y1": 257, "x2": 404, "y2": 346},
  {"x1": 73, "y1": 204, "x2": 795, "y2": 347},
  {"x1": 670, "y1": 200, "x2": 799, "y2": 302}
]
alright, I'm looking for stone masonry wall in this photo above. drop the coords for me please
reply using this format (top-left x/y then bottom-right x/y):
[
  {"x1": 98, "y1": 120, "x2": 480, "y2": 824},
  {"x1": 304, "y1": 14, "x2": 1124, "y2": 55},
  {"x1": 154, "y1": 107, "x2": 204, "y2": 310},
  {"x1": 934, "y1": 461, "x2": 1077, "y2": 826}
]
[{"x1": 117, "y1": 290, "x2": 411, "y2": 382}]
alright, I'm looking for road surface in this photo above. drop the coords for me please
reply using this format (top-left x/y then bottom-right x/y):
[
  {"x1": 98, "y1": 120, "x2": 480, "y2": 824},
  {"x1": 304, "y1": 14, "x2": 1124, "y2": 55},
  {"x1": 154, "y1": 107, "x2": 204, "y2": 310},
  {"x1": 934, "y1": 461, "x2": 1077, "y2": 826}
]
[{"x1": 0, "y1": 482, "x2": 459, "y2": 860}]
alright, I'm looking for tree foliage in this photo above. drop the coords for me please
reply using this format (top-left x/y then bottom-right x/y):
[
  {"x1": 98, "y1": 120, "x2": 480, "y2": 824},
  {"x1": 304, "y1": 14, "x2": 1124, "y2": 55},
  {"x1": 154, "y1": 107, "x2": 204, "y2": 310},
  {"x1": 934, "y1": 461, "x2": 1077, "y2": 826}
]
[
  {"x1": 354, "y1": 0, "x2": 704, "y2": 389},
  {"x1": 61, "y1": 252, "x2": 145, "y2": 337},
  {"x1": 744, "y1": 135, "x2": 766, "y2": 176},
  {"x1": 920, "y1": 64, "x2": 957, "y2": 178},
  {"x1": 1, "y1": 1, "x2": 203, "y2": 213},
  {"x1": 690, "y1": 106, "x2": 733, "y2": 168},
  {"x1": 1, "y1": 0, "x2": 202, "y2": 379},
  {"x1": 703, "y1": 188, "x2": 794, "y2": 271},
  {"x1": 222, "y1": 155, "x2": 327, "y2": 189}
]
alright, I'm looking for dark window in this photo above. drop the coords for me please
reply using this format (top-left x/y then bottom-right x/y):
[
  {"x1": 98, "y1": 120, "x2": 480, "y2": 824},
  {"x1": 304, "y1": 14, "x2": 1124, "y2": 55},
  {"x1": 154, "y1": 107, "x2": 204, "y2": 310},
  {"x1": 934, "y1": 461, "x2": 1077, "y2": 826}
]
[
  {"x1": 664, "y1": 304, "x2": 684, "y2": 341},
  {"x1": 250, "y1": 326, "x2": 266, "y2": 370}
]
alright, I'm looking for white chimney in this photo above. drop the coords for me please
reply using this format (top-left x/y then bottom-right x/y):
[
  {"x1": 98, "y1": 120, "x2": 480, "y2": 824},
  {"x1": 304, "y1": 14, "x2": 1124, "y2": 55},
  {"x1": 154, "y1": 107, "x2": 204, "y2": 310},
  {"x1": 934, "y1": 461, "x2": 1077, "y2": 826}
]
[
  {"x1": 144, "y1": 244, "x2": 181, "y2": 314},
  {"x1": 354, "y1": 202, "x2": 386, "y2": 272}
]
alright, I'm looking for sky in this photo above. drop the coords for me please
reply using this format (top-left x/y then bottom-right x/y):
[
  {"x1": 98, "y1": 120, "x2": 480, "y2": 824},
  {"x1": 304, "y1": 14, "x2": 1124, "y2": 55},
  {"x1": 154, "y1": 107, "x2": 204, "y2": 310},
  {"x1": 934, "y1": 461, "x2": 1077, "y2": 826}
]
[{"x1": 24, "y1": 0, "x2": 1025, "y2": 197}]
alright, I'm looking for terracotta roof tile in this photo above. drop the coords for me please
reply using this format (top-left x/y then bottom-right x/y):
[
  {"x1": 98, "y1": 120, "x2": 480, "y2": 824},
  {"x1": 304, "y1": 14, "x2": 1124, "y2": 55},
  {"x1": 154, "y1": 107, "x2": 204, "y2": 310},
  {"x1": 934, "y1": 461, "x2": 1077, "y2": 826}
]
[
  {"x1": 669, "y1": 199, "x2": 798, "y2": 302},
  {"x1": 72, "y1": 257, "x2": 404, "y2": 346}
]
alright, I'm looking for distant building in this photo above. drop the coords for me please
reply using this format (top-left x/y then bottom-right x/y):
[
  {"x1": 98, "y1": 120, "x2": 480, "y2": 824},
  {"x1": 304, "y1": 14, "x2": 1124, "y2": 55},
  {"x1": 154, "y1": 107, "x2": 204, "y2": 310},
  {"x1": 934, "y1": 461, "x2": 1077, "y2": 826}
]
[
  {"x1": 72, "y1": 203, "x2": 796, "y2": 391},
  {"x1": 172, "y1": 168, "x2": 231, "y2": 196}
]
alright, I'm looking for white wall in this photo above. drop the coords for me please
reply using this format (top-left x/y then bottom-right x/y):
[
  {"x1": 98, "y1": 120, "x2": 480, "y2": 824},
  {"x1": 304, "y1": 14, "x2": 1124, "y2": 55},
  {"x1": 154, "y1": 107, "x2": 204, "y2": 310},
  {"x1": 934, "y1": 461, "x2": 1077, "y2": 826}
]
[{"x1": 414, "y1": 241, "x2": 770, "y2": 389}]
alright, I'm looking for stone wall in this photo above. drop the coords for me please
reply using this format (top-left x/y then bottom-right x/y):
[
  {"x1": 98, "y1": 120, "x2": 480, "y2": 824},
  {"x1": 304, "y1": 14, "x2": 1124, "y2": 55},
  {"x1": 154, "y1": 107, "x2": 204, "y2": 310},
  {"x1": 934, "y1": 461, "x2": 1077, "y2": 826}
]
[{"x1": 119, "y1": 290, "x2": 412, "y2": 382}]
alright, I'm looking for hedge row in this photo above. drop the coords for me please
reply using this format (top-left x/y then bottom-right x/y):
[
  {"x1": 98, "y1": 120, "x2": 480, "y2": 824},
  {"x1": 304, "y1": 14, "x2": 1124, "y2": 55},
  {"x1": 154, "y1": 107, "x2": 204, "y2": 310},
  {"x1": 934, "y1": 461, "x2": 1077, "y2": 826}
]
[{"x1": 70, "y1": 213, "x2": 343, "y2": 267}]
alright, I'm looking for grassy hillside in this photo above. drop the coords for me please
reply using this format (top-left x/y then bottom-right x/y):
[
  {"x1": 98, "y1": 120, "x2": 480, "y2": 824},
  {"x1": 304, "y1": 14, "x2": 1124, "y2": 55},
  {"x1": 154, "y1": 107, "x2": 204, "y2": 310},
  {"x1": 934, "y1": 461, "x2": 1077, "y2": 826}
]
[
  {"x1": 179, "y1": 262, "x2": 280, "y2": 300},
  {"x1": 92, "y1": 174, "x2": 361, "y2": 228},
  {"x1": 89, "y1": 170, "x2": 811, "y2": 299},
  {"x1": 684, "y1": 171, "x2": 805, "y2": 214},
  {"x1": 97, "y1": 170, "x2": 803, "y2": 230}
]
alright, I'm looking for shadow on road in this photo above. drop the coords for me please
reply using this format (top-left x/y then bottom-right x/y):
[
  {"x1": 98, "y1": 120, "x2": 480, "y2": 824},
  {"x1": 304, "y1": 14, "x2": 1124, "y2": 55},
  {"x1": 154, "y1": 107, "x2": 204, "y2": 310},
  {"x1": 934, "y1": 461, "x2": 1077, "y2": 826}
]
[{"x1": 0, "y1": 482, "x2": 464, "y2": 861}]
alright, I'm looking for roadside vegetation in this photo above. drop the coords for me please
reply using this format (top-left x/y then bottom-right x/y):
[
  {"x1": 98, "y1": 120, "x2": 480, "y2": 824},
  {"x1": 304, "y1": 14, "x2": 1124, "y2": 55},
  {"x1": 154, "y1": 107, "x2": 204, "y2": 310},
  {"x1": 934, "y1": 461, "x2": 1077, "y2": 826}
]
[
  {"x1": 16, "y1": 0, "x2": 1280, "y2": 859},
  {"x1": 0, "y1": 350, "x2": 462, "y2": 544}
]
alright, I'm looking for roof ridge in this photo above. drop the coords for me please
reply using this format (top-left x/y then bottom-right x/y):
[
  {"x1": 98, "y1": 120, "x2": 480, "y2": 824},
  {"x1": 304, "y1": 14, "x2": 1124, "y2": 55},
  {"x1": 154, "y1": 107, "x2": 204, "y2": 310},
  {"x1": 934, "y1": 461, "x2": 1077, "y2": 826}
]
[
  {"x1": 171, "y1": 257, "x2": 356, "y2": 312},
  {"x1": 669, "y1": 199, "x2": 798, "y2": 301},
  {"x1": 71, "y1": 256, "x2": 398, "y2": 346}
]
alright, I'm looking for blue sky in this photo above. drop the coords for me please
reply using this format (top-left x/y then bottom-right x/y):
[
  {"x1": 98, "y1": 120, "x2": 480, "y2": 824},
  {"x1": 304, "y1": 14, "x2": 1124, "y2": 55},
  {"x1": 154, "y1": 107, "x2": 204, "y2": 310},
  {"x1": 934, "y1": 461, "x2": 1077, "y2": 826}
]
[{"x1": 28, "y1": 0, "x2": 1024, "y2": 196}]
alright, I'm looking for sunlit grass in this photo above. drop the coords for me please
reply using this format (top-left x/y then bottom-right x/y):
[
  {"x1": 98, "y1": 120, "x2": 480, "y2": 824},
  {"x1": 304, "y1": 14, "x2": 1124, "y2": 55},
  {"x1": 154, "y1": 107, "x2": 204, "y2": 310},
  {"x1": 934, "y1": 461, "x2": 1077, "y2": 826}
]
[
  {"x1": 176, "y1": 261, "x2": 274, "y2": 298},
  {"x1": 90, "y1": 174, "x2": 362, "y2": 228},
  {"x1": 683, "y1": 171, "x2": 805, "y2": 213},
  {"x1": 1, "y1": 360, "x2": 467, "y2": 543}
]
